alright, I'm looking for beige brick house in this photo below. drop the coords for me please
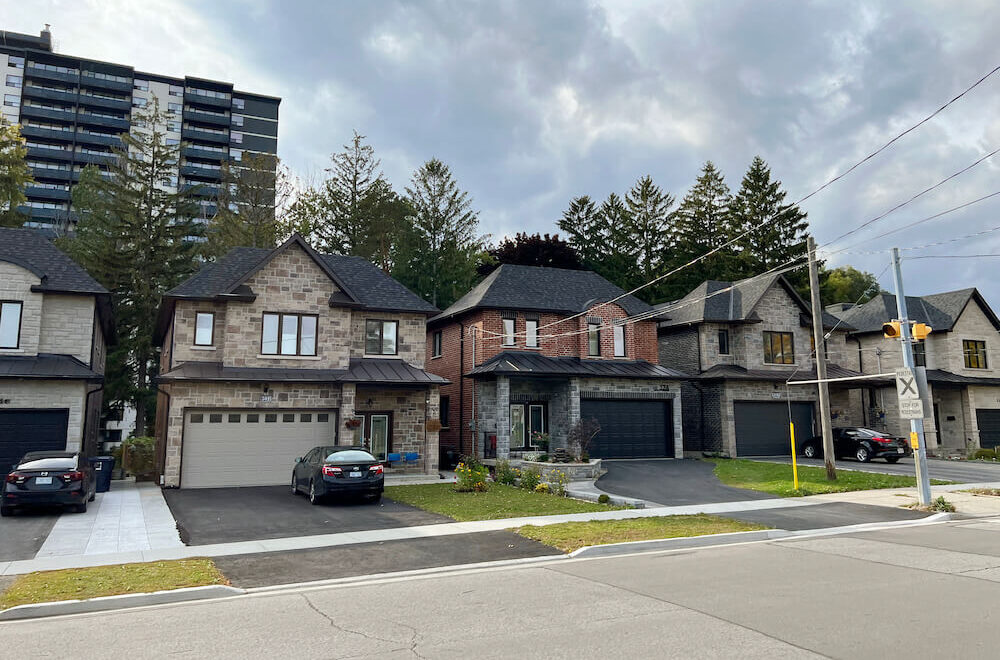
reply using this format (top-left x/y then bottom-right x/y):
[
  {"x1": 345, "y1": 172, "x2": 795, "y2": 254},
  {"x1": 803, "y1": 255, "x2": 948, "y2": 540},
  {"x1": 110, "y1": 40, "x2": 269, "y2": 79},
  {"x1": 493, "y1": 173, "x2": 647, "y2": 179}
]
[
  {"x1": 832, "y1": 288, "x2": 1000, "y2": 455},
  {"x1": 657, "y1": 274, "x2": 869, "y2": 457},
  {"x1": 0, "y1": 228, "x2": 113, "y2": 473},
  {"x1": 153, "y1": 235, "x2": 446, "y2": 488}
]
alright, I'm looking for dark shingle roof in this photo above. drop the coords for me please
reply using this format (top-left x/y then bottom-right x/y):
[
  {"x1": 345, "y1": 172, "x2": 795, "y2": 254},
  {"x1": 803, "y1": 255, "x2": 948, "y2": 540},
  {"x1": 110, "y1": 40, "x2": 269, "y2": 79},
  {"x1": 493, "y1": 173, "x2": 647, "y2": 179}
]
[
  {"x1": 924, "y1": 369, "x2": 1000, "y2": 386},
  {"x1": 165, "y1": 237, "x2": 437, "y2": 314},
  {"x1": 657, "y1": 274, "x2": 849, "y2": 331},
  {"x1": 835, "y1": 289, "x2": 1000, "y2": 335},
  {"x1": 157, "y1": 358, "x2": 447, "y2": 385},
  {"x1": 696, "y1": 363, "x2": 886, "y2": 385},
  {"x1": 0, "y1": 354, "x2": 103, "y2": 381},
  {"x1": 432, "y1": 264, "x2": 654, "y2": 323},
  {"x1": 465, "y1": 351, "x2": 688, "y2": 380},
  {"x1": 0, "y1": 228, "x2": 107, "y2": 295}
]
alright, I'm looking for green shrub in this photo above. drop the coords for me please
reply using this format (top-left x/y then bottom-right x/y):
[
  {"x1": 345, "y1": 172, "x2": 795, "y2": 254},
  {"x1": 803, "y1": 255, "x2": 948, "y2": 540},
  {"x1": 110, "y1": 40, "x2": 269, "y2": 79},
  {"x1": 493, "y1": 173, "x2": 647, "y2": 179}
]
[
  {"x1": 122, "y1": 436, "x2": 156, "y2": 479},
  {"x1": 547, "y1": 468, "x2": 569, "y2": 496},
  {"x1": 972, "y1": 449, "x2": 997, "y2": 460},
  {"x1": 534, "y1": 482, "x2": 550, "y2": 494},
  {"x1": 536, "y1": 454, "x2": 549, "y2": 462},
  {"x1": 519, "y1": 466, "x2": 541, "y2": 491},
  {"x1": 930, "y1": 496, "x2": 956, "y2": 512},
  {"x1": 597, "y1": 493, "x2": 610, "y2": 504},
  {"x1": 495, "y1": 459, "x2": 517, "y2": 486},
  {"x1": 454, "y1": 461, "x2": 489, "y2": 492}
]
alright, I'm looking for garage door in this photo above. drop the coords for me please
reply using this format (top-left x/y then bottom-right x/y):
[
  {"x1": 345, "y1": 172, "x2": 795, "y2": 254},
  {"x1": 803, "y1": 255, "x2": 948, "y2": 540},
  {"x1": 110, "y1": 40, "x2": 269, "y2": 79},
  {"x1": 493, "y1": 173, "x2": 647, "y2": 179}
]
[
  {"x1": 0, "y1": 409, "x2": 69, "y2": 474},
  {"x1": 734, "y1": 401, "x2": 814, "y2": 456},
  {"x1": 181, "y1": 409, "x2": 337, "y2": 488},
  {"x1": 581, "y1": 400, "x2": 673, "y2": 459},
  {"x1": 976, "y1": 409, "x2": 1000, "y2": 450}
]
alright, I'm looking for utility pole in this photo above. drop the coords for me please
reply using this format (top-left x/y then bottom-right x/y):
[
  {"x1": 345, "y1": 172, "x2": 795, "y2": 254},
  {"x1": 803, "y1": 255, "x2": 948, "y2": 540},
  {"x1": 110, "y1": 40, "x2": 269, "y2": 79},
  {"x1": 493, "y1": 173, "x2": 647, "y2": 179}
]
[
  {"x1": 807, "y1": 236, "x2": 837, "y2": 480},
  {"x1": 890, "y1": 247, "x2": 933, "y2": 505}
]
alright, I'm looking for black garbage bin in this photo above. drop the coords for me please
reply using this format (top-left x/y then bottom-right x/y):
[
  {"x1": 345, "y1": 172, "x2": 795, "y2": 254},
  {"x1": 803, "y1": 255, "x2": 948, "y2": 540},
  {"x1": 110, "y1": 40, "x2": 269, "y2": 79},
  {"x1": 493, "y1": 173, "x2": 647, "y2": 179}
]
[{"x1": 89, "y1": 456, "x2": 115, "y2": 493}]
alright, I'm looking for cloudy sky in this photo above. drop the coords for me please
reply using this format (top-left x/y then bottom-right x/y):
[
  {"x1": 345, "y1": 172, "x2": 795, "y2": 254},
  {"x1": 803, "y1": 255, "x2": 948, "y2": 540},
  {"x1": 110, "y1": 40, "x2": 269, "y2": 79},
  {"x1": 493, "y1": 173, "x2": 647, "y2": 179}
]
[{"x1": 6, "y1": 0, "x2": 1000, "y2": 301}]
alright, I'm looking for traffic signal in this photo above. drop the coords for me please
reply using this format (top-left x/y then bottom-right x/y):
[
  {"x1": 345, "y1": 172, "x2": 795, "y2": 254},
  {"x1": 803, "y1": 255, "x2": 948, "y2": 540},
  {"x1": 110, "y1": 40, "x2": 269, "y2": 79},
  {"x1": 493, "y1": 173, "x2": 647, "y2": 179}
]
[
  {"x1": 912, "y1": 323, "x2": 932, "y2": 341},
  {"x1": 882, "y1": 321, "x2": 902, "y2": 338}
]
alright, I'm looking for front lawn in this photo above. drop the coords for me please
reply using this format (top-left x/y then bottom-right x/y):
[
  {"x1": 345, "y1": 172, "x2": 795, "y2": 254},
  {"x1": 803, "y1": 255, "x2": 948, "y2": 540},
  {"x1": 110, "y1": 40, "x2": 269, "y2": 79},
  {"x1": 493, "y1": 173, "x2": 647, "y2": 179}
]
[
  {"x1": 0, "y1": 559, "x2": 228, "y2": 611},
  {"x1": 709, "y1": 458, "x2": 950, "y2": 497},
  {"x1": 385, "y1": 483, "x2": 622, "y2": 521},
  {"x1": 516, "y1": 514, "x2": 770, "y2": 553}
]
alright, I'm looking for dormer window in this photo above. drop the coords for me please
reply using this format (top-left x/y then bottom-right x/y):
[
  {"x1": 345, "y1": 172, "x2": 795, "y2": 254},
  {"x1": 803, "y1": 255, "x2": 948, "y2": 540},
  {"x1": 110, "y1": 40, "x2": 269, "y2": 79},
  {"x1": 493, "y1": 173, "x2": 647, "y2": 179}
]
[
  {"x1": 194, "y1": 312, "x2": 214, "y2": 346},
  {"x1": 0, "y1": 301, "x2": 22, "y2": 349}
]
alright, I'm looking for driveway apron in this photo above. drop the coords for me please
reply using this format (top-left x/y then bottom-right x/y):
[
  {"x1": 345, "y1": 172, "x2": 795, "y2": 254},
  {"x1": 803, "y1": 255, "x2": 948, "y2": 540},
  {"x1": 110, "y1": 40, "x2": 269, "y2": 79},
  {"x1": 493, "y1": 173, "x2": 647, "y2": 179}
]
[{"x1": 596, "y1": 459, "x2": 778, "y2": 506}]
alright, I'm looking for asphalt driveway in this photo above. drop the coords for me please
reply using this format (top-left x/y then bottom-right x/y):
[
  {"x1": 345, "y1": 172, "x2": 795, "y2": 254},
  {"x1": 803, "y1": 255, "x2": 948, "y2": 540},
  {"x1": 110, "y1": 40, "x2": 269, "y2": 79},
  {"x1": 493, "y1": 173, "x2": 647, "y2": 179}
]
[
  {"x1": 596, "y1": 459, "x2": 777, "y2": 506},
  {"x1": 163, "y1": 485, "x2": 451, "y2": 546},
  {"x1": 759, "y1": 456, "x2": 1000, "y2": 483},
  {"x1": 0, "y1": 506, "x2": 61, "y2": 561}
]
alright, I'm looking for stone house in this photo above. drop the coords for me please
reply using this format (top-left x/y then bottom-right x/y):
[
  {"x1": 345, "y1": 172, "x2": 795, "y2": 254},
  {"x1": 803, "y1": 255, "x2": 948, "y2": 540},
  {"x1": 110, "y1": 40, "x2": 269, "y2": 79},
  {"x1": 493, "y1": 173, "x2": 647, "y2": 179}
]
[
  {"x1": 153, "y1": 235, "x2": 446, "y2": 488},
  {"x1": 832, "y1": 288, "x2": 1000, "y2": 454},
  {"x1": 657, "y1": 274, "x2": 869, "y2": 457},
  {"x1": 425, "y1": 265, "x2": 686, "y2": 465},
  {"x1": 0, "y1": 227, "x2": 113, "y2": 473}
]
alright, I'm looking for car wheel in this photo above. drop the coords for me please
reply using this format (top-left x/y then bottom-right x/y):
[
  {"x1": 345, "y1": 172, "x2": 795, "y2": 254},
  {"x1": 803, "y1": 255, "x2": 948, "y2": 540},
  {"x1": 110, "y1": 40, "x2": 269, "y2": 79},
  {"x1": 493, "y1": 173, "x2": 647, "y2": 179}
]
[
  {"x1": 75, "y1": 501, "x2": 88, "y2": 514},
  {"x1": 0, "y1": 505, "x2": 12, "y2": 517},
  {"x1": 370, "y1": 492, "x2": 383, "y2": 504},
  {"x1": 88, "y1": 490, "x2": 96, "y2": 502},
  {"x1": 855, "y1": 446, "x2": 871, "y2": 463},
  {"x1": 291, "y1": 474, "x2": 299, "y2": 496},
  {"x1": 885, "y1": 457, "x2": 900, "y2": 464},
  {"x1": 803, "y1": 443, "x2": 819, "y2": 459},
  {"x1": 309, "y1": 480, "x2": 322, "y2": 505}
]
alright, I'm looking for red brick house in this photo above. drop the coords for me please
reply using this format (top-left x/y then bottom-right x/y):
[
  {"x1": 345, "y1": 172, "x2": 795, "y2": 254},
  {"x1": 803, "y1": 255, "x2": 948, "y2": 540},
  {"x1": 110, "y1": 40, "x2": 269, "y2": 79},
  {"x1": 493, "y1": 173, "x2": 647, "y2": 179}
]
[{"x1": 425, "y1": 265, "x2": 686, "y2": 465}]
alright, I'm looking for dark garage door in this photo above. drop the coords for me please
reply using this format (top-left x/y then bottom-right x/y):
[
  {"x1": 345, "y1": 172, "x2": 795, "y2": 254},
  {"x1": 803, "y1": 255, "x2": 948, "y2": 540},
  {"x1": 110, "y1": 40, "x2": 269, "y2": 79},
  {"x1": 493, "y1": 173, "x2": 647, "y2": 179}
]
[
  {"x1": 734, "y1": 401, "x2": 814, "y2": 456},
  {"x1": 0, "y1": 409, "x2": 69, "y2": 474},
  {"x1": 976, "y1": 409, "x2": 1000, "y2": 450},
  {"x1": 581, "y1": 399, "x2": 673, "y2": 459}
]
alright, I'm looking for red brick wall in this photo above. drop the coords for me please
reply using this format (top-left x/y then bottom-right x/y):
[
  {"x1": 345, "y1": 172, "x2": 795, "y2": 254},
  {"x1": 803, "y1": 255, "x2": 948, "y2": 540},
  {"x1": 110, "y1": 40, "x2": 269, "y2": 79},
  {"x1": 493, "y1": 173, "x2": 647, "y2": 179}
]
[{"x1": 425, "y1": 303, "x2": 659, "y2": 460}]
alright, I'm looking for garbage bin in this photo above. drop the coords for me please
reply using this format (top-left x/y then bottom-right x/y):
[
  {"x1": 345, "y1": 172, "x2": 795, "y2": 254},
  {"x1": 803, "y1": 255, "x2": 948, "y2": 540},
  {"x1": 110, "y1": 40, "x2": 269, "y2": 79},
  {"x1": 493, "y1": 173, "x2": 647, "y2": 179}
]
[{"x1": 89, "y1": 456, "x2": 115, "y2": 493}]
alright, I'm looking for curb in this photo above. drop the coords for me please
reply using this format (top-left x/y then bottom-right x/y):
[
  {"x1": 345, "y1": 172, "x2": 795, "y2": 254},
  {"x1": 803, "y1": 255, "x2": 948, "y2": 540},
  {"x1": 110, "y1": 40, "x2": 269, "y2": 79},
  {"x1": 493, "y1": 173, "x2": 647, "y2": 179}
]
[
  {"x1": 0, "y1": 585, "x2": 244, "y2": 622},
  {"x1": 568, "y1": 529, "x2": 789, "y2": 558},
  {"x1": 565, "y1": 486, "x2": 647, "y2": 509}
]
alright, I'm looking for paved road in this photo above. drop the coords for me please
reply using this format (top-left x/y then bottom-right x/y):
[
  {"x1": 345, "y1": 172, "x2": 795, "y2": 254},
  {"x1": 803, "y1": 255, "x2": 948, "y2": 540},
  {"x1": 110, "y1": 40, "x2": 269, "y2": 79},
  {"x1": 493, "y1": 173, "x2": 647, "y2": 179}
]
[
  {"x1": 757, "y1": 456, "x2": 1000, "y2": 483},
  {"x1": 0, "y1": 508, "x2": 61, "y2": 561},
  {"x1": 163, "y1": 486, "x2": 450, "y2": 545},
  {"x1": 4, "y1": 517, "x2": 999, "y2": 658},
  {"x1": 726, "y1": 501, "x2": 929, "y2": 530},
  {"x1": 597, "y1": 459, "x2": 777, "y2": 505}
]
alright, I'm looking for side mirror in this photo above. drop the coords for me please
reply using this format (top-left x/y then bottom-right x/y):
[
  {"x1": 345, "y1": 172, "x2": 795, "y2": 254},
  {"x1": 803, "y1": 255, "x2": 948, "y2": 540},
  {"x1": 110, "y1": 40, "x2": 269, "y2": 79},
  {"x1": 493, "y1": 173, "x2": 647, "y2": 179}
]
[{"x1": 295, "y1": 457, "x2": 302, "y2": 463}]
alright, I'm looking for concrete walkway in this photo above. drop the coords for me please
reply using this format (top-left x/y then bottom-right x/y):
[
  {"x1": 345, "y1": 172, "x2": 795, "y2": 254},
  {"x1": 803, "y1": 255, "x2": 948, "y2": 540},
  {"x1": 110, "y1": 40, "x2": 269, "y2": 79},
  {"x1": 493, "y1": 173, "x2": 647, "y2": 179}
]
[{"x1": 34, "y1": 481, "x2": 182, "y2": 559}]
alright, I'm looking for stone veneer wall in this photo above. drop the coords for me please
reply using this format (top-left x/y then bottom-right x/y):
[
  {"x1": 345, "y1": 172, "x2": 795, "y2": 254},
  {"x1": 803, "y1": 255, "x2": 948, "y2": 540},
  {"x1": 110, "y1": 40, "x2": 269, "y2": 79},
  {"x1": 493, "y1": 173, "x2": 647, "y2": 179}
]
[
  {"x1": 719, "y1": 380, "x2": 818, "y2": 456},
  {"x1": 350, "y1": 311, "x2": 428, "y2": 366},
  {"x1": 170, "y1": 300, "x2": 229, "y2": 366},
  {"x1": 38, "y1": 294, "x2": 96, "y2": 364},
  {"x1": 353, "y1": 386, "x2": 439, "y2": 473},
  {"x1": 0, "y1": 261, "x2": 44, "y2": 356}
]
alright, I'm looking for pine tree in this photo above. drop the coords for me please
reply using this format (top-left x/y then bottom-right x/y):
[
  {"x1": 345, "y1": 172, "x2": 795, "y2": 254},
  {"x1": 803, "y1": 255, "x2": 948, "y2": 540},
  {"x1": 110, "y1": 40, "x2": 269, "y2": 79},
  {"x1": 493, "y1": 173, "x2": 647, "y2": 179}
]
[
  {"x1": 668, "y1": 161, "x2": 735, "y2": 299},
  {"x1": 594, "y1": 192, "x2": 642, "y2": 292},
  {"x1": 208, "y1": 153, "x2": 291, "y2": 254},
  {"x1": 625, "y1": 175, "x2": 675, "y2": 302},
  {"x1": 0, "y1": 119, "x2": 32, "y2": 227},
  {"x1": 62, "y1": 101, "x2": 204, "y2": 436},
  {"x1": 729, "y1": 156, "x2": 809, "y2": 287},
  {"x1": 558, "y1": 195, "x2": 604, "y2": 267},
  {"x1": 394, "y1": 158, "x2": 484, "y2": 309},
  {"x1": 357, "y1": 179, "x2": 412, "y2": 273}
]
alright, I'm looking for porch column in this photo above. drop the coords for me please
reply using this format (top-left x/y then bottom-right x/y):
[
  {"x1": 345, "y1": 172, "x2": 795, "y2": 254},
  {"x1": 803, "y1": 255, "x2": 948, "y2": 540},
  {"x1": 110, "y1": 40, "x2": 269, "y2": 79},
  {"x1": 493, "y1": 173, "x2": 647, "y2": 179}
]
[
  {"x1": 497, "y1": 375, "x2": 510, "y2": 459},
  {"x1": 672, "y1": 386, "x2": 685, "y2": 458},
  {"x1": 426, "y1": 386, "x2": 440, "y2": 473},
  {"x1": 340, "y1": 383, "x2": 356, "y2": 445},
  {"x1": 568, "y1": 377, "x2": 581, "y2": 428}
]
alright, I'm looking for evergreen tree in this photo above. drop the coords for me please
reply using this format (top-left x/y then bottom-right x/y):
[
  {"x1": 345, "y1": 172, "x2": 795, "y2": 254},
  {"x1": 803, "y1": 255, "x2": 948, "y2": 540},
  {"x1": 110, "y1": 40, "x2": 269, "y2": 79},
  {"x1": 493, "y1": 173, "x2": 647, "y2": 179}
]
[
  {"x1": 668, "y1": 161, "x2": 735, "y2": 299},
  {"x1": 208, "y1": 153, "x2": 291, "y2": 254},
  {"x1": 0, "y1": 119, "x2": 32, "y2": 227},
  {"x1": 558, "y1": 195, "x2": 604, "y2": 267},
  {"x1": 625, "y1": 175, "x2": 676, "y2": 302},
  {"x1": 394, "y1": 158, "x2": 484, "y2": 308},
  {"x1": 314, "y1": 131, "x2": 388, "y2": 255},
  {"x1": 594, "y1": 192, "x2": 642, "y2": 293},
  {"x1": 729, "y1": 156, "x2": 809, "y2": 287},
  {"x1": 62, "y1": 102, "x2": 204, "y2": 436},
  {"x1": 358, "y1": 179, "x2": 412, "y2": 273}
]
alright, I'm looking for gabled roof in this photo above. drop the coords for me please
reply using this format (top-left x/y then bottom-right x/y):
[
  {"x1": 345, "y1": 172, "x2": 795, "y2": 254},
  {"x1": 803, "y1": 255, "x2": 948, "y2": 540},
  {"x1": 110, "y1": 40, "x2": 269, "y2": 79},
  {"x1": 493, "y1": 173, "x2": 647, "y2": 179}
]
[
  {"x1": 0, "y1": 228, "x2": 107, "y2": 295},
  {"x1": 431, "y1": 264, "x2": 655, "y2": 325},
  {"x1": 835, "y1": 289, "x2": 1000, "y2": 335},
  {"x1": 0, "y1": 354, "x2": 103, "y2": 381},
  {"x1": 656, "y1": 274, "x2": 848, "y2": 331},
  {"x1": 465, "y1": 350, "x2": 688, "y2": 380}
]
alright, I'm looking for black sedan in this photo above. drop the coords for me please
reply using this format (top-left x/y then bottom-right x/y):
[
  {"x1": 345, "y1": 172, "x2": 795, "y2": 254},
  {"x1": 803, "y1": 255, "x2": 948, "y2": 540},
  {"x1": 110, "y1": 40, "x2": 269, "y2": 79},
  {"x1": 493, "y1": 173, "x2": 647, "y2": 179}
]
[
  {"x1": 801, "y1": 427, "x2": 912, "y2": 463},
  {"x1": 2, "y1": 451, "x2": 97, "y2": 516},
  {"x1": 292, "y1": 446, "x2": 384, "y2": 505}
]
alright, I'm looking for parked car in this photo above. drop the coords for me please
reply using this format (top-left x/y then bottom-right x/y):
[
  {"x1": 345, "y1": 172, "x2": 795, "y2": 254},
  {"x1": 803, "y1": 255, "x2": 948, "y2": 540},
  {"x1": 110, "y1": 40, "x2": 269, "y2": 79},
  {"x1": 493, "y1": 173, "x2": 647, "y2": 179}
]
[
  {"x1": 800, "y1": 427, "x2": 912, "y2": 463},
  {"x1": 2, "y1": 451, "x2": 97, "y2": 516},
  {"x1": 292, "y1": 446, "x2": 384, "y2": 505}
]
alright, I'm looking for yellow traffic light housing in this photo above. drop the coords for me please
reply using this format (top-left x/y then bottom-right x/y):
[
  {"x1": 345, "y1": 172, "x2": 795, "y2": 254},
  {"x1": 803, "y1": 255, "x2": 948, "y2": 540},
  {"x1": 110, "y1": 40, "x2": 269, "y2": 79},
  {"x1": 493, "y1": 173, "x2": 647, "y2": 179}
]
[
  {"x1": 882, "y1": 321, "x2": 902, "y2": 338},
  {"x1": 912, "y1": 323, "x2": 932, "y2": 341}
]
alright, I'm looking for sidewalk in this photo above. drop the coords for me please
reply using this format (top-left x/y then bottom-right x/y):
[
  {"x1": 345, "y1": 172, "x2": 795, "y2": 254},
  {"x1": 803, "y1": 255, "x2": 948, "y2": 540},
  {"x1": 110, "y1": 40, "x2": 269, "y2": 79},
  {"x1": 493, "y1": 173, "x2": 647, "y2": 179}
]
[{"x1": 811, "y1": 481, "x2": 1000, "y2": 515}]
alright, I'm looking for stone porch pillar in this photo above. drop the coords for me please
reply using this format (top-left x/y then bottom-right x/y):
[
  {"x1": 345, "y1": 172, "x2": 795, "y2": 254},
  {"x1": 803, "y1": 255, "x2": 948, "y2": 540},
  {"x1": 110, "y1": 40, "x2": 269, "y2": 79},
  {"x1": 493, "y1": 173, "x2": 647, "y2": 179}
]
[
  {"x1": 496, "y1": 375, "x2": 510, "y2": 459},
  {"x1": 568, "y1": 377, "x2": 581, "y2": 428},
  {"x1": 340, "y1": 383, "x2": 356, "y2": 445}
]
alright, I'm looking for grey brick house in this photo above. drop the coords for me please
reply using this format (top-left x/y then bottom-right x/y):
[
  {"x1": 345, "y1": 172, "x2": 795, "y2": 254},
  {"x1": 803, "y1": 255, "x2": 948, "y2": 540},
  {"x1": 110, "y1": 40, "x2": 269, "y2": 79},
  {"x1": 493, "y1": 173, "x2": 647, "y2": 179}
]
[
  {"x1": 832, "y1": 288, "x2": 1000, "y2": 454},
  {"x1": 0, "y1": 228, "x2": 113, "y2": 473},
  {"x1": 425, "y1": 265, "x2": 686, "y2": 463},
  {"x1": 657, "y1": 274, "x2": 870, "y2": 457},
  {"x1": 153, "y1": 235, "x2": 446, "y2": 488}
]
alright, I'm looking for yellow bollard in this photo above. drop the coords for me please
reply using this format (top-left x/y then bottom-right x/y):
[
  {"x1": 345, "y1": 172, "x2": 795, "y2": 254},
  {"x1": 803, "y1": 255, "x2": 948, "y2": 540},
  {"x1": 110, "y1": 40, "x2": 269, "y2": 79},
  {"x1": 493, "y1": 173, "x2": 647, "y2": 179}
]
[{"x1": 789, "y1": 422, "x2": 799, "y2": 491}]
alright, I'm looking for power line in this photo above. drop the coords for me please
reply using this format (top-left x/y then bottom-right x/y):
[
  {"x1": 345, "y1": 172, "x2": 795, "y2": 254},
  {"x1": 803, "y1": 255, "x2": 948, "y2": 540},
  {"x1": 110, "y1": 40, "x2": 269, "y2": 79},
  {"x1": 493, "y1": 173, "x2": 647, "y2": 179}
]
[{"x1": 904, "y1": 253, "x2": 1000, "y2": 259}]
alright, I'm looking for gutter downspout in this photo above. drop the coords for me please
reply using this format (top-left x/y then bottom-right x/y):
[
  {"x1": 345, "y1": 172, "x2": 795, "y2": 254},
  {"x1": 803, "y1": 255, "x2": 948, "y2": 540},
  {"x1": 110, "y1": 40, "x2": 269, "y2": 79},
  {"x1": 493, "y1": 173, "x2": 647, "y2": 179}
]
[
  {"x1": 155, "y1": 385, "x2": 172, "y2": 487},
  {"x1": 458, "y1": 321, "x2": 465, "y2": 458}
]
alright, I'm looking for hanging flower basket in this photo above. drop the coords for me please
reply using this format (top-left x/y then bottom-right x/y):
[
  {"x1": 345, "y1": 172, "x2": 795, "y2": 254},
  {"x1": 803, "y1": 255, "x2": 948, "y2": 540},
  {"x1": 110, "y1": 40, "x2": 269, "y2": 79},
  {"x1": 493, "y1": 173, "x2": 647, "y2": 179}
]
[{"x1": 345, "y1": 418, "x2": 362, "y2": 429}]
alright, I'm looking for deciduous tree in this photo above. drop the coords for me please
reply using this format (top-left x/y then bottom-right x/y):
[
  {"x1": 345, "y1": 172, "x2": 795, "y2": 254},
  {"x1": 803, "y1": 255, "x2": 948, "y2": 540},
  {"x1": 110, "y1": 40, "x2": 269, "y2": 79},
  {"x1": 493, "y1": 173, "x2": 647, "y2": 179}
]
[
  {"x1": 479, "y1": 232, "x2": 582, "y2": 276},
  {"x1": 0, "y1": 119, "x2": 32, "y2": 227}
]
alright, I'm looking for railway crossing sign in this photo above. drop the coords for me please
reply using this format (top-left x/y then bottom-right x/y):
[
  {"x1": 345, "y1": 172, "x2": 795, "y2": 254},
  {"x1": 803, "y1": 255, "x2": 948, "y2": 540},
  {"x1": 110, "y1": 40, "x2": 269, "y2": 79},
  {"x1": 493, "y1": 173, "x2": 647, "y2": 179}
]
[{"x1": 896, "y1": 368, "x2": 924, "y2": 419}]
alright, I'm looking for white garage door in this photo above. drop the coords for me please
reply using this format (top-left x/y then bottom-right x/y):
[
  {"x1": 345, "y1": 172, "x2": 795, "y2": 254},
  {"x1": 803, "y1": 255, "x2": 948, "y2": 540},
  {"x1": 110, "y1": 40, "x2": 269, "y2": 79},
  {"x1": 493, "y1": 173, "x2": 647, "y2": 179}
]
[{"x1": 181, "y1": 409, "x2": 338, "y2": 488}]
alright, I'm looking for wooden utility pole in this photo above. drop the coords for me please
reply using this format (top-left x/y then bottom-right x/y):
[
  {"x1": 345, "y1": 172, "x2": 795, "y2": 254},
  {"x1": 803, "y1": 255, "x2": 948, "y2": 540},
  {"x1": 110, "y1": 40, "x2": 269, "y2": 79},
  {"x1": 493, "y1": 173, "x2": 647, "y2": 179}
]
[{"x1": 807, "y1": 236, "x2": 837, "y2": 480}]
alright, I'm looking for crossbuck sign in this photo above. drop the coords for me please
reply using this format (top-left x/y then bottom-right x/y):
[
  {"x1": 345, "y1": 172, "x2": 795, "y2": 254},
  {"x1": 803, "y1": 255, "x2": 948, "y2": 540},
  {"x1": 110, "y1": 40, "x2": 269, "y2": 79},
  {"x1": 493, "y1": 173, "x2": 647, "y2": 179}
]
[{"x1": 895, "y1": 368, "x2": 924, "y2": 419}]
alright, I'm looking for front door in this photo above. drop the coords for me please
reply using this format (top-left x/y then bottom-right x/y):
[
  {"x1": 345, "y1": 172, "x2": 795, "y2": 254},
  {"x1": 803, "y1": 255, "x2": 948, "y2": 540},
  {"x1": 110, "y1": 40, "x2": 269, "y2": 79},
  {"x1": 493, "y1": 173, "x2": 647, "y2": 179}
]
[{"x1": 356, "y1": 412, "x2": 392, "y2": 461}]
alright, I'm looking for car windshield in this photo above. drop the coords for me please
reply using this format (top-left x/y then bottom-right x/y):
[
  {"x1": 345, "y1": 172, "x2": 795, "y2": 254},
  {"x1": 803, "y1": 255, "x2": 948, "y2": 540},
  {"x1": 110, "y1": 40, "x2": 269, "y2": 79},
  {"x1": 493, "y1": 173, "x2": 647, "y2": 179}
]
[
  {"x1": 325, "y1": 450, "x2": 376, "y2": 463},
  {"x1": 18, "y1": 457, "x2": 76, "y2": 470}
]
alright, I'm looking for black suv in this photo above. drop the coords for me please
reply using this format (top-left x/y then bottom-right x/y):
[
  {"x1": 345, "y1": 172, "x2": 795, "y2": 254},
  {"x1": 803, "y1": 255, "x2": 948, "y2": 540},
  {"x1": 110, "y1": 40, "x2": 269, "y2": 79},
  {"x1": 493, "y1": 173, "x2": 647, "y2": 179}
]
[{"x1": 801, "y1": 427, "x2": 911, "y2": 463}]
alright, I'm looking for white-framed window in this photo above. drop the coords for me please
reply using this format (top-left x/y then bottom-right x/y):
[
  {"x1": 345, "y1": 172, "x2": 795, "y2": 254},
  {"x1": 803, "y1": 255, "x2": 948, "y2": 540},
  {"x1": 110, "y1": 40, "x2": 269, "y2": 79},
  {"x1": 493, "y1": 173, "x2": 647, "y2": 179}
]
[
  {"x1": 613, "y1": 324, "x2": 625, "y2": 357},
  {"x1": 0, "y1": 301, "x2": 23, "y2": 348},
  {"x1": 365, "y1": 319, "x2": 398, "y2": 355},
  {"x1": 502, "y1": 318, "x2": 515, "y2": 346},
  {"x1": 525, "y1": 319, "x2": 539, "y2": 348},
  {"x1": 194, "y1": 312, "x2": 214, "y2": 346}
]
